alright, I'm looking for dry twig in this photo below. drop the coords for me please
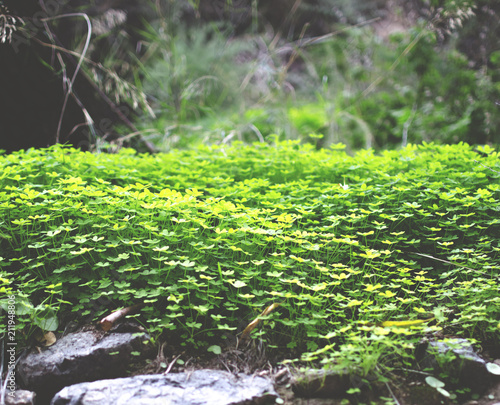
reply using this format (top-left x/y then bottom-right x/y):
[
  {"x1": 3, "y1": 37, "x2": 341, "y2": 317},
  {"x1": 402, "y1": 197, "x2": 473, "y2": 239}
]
[{"x1": 99, "y1": 303, "x2": 146, "y2": 331}]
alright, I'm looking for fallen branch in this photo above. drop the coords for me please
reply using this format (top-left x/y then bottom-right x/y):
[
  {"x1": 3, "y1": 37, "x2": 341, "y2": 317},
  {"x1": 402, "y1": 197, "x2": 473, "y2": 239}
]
[
  {"x1": 99, "y1": 303, "x2": 145, "y2": 331},
  {"x1": 239, "y1": 302, "x2": 281, "y2": 344},
  {"x1": 163, "y1": 354, "x2": 182, "y2": 375}
]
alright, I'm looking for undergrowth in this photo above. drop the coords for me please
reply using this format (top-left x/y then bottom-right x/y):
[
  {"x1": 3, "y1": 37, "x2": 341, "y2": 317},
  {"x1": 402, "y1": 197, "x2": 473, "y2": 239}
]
[
  {"x1": 0, "y1": 142, "x2": 499, "y2": 386},
  {"x1": 131, "y1": 1, "x2": 500, "y2": 152}
]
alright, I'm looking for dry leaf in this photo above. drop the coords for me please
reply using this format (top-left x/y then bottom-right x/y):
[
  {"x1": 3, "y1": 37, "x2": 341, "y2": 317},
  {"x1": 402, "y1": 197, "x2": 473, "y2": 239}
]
[
  {"x1": 34, "y1": 330, "x2": 57, "y2": 347},
  {"x1": 380, "y1": 319, "x2": 427, "y2": 327}
]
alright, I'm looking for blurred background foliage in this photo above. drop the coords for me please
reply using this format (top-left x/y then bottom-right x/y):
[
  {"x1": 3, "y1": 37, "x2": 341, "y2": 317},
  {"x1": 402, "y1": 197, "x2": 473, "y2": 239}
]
[{"x1": 1, "y1": 0, "x2": 499, "y2": 152}]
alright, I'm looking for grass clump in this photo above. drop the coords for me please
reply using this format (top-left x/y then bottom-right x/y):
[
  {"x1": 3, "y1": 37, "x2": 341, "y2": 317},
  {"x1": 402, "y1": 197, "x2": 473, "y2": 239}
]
[{"x1": 1, "y1": 142, "x2": 499, "y2": 385}]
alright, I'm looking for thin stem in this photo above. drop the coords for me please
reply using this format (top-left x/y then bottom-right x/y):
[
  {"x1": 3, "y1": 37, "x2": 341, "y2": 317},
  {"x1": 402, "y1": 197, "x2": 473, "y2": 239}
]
[
  {"x1": 385, "y1": 381, "x2": 401, "y2": 405},
  {"x1": 41, "y1": 13, "x2": 92, "y2": 144}
]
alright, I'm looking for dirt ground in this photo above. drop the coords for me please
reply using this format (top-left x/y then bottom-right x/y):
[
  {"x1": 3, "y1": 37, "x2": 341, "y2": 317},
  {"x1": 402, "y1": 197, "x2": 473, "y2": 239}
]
[{"x1": 135, "y1": 336, "x2": 500, "y2": 405}]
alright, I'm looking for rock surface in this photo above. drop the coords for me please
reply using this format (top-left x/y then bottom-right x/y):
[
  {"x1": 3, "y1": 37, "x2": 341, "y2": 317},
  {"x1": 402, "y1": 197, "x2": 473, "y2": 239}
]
[
  {"x1": 4, "y1": 389, "x2": 36, "y2": 405},
  {"x1": 17, "y1": 330, "x2": 152, "y2": 402},
  {"x1": 291, "y1": 369, "x2": 350, "y2": 398},
  {"x1": 50, "y1": 370, "x2": 278, "y2": 405},
  {"x1": 417, "y1": 338, "x2": 491, "y2": 394},
  {"x1": 13, "y1": 324, "x2": 499, "y2": 405}
]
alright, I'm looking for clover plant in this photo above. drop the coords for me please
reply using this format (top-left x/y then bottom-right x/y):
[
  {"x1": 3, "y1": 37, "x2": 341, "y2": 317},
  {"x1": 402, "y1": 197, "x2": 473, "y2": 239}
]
[{"x1": 0, "y1": 142, "x2": 499, "y2": 384}]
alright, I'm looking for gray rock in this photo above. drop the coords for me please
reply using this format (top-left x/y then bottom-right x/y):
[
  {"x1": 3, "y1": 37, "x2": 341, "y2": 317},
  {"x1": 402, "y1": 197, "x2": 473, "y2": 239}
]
[
  {"x1": 416, "y1": 338, "x2": 491, "y2": 394},
  {"x1": 291, "y1": 369, "x2": 350, "y2": 398},
  {"x1": 50, "y1": 370, "x2": 278, "y2": 405},
  {"x1": 4, "y1": 390, "x2": 36, "y2": 405},
  {"x1": 17, "y1": 330, "x2": 152, "y2": 402}
]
